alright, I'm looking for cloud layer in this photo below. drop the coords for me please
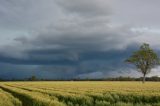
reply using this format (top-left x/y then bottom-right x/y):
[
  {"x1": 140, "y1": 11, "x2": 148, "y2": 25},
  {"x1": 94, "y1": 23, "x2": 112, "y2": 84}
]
[{"x1": 0, "y1": 0, "x2": 160, "y2": 79}]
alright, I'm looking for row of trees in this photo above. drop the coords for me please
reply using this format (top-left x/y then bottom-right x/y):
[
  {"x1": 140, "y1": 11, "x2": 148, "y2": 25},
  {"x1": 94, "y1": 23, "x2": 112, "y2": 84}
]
[
  {"x1": 29, "y1": 76, "x2": 160, "y2": 81},
  {"x1": 1, "y1": 76, "x2": 160, "y2": 81}
]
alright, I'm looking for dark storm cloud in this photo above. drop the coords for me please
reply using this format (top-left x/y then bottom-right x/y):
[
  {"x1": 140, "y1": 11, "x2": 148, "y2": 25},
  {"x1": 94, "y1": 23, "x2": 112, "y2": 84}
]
[
  {"x1": 0, "y1": 0, "x2": 160, "y2": 79},
  {"x1": 0, "y1": 44, "x2": 139, "y2": 79}
]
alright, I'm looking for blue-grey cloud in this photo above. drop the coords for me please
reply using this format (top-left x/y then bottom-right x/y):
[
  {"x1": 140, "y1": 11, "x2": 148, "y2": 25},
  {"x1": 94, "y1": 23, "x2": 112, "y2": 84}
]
[{"x1": 0, "y1": 0, "x2": 160, "y2": 79}]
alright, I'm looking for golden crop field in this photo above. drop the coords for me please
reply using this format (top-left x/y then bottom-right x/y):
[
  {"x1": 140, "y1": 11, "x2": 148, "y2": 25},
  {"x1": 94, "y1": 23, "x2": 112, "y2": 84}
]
[{"x1": 0, "y1": 81, "x2": 160, "y2": 106}]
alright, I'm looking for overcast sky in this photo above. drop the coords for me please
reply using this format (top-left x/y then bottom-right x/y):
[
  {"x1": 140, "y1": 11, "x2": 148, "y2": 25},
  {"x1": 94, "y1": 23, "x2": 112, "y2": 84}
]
[{"x1": 0, "y1": 0, "x2": 160, "y2": 79}]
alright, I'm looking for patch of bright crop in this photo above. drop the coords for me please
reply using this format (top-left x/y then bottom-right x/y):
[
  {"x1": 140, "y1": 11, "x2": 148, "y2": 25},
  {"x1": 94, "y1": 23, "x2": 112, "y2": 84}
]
[{"x1": 0, "y1": 81, "x2": 160, "y2": 106}]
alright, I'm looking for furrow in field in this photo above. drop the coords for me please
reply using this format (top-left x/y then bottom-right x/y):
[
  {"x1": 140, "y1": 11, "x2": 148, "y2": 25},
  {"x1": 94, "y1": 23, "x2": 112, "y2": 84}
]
[
  {"x1": 5, "y1": 84, "x2": 95, "y2": 106},
  {"x1": 0, "y1": 84, "x2": 66, "y2": 106},
  {"x1": 2, "y1": 82, "x2": 160, "y2": 106},
  {"x1": 6, "y1": 84, "x2": 84, "y2": 95},
  {"x1": 0, "y1": 88, "x2": 22, "y2": 106},
  {"x1": 5, "y1": 84, "x2": 160, "y2": 106}
]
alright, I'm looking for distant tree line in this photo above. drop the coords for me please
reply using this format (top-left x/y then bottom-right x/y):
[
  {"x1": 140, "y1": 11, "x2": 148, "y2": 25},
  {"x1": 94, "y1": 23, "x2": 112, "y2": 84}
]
[
  {"x1": 102, "y1": 76, "x2": 160, "y2": 81},
  {"x1": 1, "y1": 76, "x2": 160, "y2": 81},
  {"x1": 72, "y1": 76, "x2": 160, "y2": 81}
]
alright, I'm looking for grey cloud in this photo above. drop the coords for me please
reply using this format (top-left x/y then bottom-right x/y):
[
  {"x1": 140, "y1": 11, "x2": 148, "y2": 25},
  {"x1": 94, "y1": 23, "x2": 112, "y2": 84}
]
[
  {"x1": 110, "y1": 0, "x2": 160, "y2": 27},
  {"x1": 0, "y1": 0, "x2": 160, "y2": 79},
  {"x1": 0, "y1": 0, "x2": 59, "y2": 30},
  {"x1": 55, "y1": 0, "x2": 111, "y2": 18},
  {"x1": 15, "y1": 23, "x2": 137, "y2": 54}
]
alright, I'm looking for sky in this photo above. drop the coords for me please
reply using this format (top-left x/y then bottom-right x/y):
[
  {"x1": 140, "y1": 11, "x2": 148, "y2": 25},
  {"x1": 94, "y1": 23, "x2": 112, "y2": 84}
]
[{"x1": 0, "y1": 0, "x2": 160, "y2": 79}]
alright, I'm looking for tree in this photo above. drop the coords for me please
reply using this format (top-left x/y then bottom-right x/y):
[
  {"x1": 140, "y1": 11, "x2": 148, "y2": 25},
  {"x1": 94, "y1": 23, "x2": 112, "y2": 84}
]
[
  {"x1": 28, "y1": 75, "x2": 37, "y2": 81},
  {"x1": 125, "y1": 43, "x2": 159, "y2": 83}
]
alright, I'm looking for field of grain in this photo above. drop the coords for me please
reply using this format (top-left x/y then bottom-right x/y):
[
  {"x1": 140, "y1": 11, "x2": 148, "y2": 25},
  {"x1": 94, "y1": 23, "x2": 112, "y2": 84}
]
[{"x1": 0, "y1": 81, "x2": 160, "y2": 106}]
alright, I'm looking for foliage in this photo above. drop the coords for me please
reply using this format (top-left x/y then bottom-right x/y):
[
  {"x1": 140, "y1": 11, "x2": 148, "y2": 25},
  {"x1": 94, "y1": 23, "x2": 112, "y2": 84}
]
[
  {"x1": 126, "y1": 43, "x2": 159, "y2": 83},
  {"x1": 28, "y1": 75, "x2": 37, "y2": 81}
]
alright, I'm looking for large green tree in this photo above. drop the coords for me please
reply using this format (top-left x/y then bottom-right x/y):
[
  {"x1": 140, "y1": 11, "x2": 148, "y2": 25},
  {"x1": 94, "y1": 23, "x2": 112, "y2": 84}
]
[{"x1": 126, "y1": 43, "x2": 159, "y2": 83}]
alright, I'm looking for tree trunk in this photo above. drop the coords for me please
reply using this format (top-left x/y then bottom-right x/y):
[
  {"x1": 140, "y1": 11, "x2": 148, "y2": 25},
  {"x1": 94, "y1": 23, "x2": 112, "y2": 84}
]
[{"x1": 142, "y1": 74, "x2": 146, "y2": 83}]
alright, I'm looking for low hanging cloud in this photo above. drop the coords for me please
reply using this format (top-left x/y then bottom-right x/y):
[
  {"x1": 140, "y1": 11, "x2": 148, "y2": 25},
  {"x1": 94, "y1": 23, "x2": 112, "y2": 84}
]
[{"x1": 0, "y1": 0, "x2": 160, "y2": 79}]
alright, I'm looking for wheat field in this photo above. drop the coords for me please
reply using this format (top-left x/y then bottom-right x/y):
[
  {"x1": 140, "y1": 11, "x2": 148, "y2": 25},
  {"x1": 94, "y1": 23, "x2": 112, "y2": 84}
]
[{"x1": 0, "y1": 81, "x2": 160, "y2": 106}]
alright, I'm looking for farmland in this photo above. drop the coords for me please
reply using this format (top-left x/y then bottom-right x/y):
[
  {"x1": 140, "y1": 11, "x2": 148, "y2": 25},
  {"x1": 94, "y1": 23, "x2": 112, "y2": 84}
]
[{"x1": 0, "y1": 81, "x2": 160, "y2": 106}]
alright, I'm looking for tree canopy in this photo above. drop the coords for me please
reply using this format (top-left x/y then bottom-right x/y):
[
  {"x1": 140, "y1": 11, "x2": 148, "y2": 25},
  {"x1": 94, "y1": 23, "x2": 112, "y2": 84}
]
[{"x1": 126, "y1": 43, "x2": 159, "y2": 83}]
